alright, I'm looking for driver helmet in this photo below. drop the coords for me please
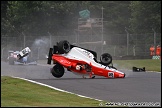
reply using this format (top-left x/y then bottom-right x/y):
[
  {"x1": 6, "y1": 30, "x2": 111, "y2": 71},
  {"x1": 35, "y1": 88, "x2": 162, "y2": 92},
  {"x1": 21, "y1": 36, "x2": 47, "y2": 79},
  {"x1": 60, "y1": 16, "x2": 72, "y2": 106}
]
[{"x1": 76, "y1": 65, "x2": 81, "y2": 70}]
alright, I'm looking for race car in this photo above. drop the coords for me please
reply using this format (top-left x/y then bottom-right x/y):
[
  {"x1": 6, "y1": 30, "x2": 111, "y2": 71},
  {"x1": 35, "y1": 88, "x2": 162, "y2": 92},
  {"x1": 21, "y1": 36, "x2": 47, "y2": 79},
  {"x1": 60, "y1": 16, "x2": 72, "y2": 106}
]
[
  {"x1": 7, "y1": 47, "x2": 37, "y2": 65},
  {"x1": 132, "y1": 66, "x2": 145, "y2": 72},
  {"x1": 47, "y1": 40, "x2": 125, "y2": 78}
]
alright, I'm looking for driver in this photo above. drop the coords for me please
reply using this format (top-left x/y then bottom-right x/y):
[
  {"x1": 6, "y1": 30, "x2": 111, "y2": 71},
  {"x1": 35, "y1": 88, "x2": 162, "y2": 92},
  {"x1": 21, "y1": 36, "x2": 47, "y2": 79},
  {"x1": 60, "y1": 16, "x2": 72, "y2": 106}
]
[{"x1": 76, "y1": 64, "x2": 85, "y2": 71}]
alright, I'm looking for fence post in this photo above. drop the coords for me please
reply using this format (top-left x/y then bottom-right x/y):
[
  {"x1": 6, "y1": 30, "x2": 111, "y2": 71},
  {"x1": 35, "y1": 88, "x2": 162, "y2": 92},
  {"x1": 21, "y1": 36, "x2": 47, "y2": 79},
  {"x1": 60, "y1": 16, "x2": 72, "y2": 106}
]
[
  {"x1": 31, "y1": 51, "x2": 33, "y2": 58},
  {"x1": 48, "y1": 32, "x2": 52, "y2": 47},
  {"x1": 37, "y1": 47, "x2": 40, "y2": 60},
  {"x1": 1, "y1": 47, "x2": 4, "y2": 59},
  {"x1": 22, "y1": 32, "x2": 26, "y2": 48},
  {"x1": 114, "y1": 45, "x2": 116, "y2": 56},
  {"x1": 125, "y1": 27, "x2": 129, "y2": 55},
  {"x1": 152, "y1": 28, "x2": 156, "y2": 56},
  {"x1": 133, "y1": 45, "x2": 136, "y2": 56}
]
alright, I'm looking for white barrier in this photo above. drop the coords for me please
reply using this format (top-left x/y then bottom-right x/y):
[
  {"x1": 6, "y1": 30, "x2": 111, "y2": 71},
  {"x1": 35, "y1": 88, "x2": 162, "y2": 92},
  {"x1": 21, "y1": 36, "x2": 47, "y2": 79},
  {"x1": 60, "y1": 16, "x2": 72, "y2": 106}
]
[{"x1": 152, "y1": 56, "x2": 161, "y2": 59}]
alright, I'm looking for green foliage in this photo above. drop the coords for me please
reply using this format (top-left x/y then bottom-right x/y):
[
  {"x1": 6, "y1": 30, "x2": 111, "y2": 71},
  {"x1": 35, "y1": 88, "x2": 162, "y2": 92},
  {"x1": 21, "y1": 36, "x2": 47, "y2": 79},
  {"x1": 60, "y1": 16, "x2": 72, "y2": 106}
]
[
  {"x1": 103, "y1": 1, "x2": 131, "y2": 33},
  {"x1": 129, "y1": 1, "x2": 161, "y2": 33},
  {"x1": 1, "y1": 1, "x2": 161, "y2": 37}
]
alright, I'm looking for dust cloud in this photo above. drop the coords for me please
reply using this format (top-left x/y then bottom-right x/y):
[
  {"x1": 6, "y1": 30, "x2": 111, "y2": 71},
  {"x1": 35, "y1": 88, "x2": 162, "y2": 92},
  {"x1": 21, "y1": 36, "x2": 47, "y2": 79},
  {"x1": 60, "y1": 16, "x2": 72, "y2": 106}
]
[
  {"x1": 30, "y1": 37, "x2": 50, "y2": 60},
  {"x1": 113, "y1": 63, "x2": 134, "y2": 78}
]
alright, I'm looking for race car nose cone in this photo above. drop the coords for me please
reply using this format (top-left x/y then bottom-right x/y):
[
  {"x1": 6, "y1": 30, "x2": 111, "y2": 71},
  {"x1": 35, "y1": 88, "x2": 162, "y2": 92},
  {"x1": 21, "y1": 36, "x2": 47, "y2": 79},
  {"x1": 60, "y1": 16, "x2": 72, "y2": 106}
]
[{"x1": 118, "y1": 73, "x2": 125, "y2": 78}]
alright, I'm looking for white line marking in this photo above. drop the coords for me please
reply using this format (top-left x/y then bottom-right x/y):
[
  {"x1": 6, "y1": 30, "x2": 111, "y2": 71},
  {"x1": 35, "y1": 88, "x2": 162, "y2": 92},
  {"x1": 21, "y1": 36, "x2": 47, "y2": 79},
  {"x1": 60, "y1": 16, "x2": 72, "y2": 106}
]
[
  {"x1": 147, "y1": 71, "x2": 161, "y2": 73},
  {"x1": 12, "y1": 76, "x2": 103, "y2": 102}
]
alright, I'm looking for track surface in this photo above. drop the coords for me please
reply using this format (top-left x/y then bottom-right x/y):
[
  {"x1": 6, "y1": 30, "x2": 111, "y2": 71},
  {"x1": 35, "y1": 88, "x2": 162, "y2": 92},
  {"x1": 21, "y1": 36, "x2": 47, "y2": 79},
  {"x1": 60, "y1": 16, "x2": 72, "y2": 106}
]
[{"x1": 1, "y1": 61, "x2": 161, "y2": 103}]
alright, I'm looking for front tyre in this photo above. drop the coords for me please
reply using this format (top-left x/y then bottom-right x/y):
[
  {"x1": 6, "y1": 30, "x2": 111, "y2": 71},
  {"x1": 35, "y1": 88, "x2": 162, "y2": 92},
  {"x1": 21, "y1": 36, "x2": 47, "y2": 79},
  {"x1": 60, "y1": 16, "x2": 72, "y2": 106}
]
[
  {"x1": 57, "y1": 40, "x2": 71, "y2": 54},
  {"x1": 51, "y1": 63, "x2": 65, "y2": 78},
  {"x1": 100, "y1": 53, "x2": 112, "y2": 66}
]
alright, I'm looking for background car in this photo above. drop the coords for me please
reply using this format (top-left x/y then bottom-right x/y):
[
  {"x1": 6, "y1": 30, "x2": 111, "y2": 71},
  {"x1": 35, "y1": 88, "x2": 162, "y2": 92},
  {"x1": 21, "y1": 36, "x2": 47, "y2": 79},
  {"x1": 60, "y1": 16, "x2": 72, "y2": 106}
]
[{"x1": 7, "y1": 47, "x2": 37, "y2": 65}]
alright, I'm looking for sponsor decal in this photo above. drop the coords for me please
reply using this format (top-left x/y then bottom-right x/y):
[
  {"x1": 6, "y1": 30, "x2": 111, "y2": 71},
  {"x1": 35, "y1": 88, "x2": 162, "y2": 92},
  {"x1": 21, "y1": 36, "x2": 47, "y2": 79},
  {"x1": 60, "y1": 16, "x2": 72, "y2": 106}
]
[{"x1": 82, "y1": 50, "x2": 93, "y2": 58}]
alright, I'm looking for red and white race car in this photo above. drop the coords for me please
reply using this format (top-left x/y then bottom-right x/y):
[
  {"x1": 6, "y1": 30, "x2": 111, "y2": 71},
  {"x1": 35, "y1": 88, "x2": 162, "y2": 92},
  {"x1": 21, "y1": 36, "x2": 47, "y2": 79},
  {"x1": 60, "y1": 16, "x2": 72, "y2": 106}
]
[{"x1": 47, "y1": 40, "x2": 125, "y2": 78}]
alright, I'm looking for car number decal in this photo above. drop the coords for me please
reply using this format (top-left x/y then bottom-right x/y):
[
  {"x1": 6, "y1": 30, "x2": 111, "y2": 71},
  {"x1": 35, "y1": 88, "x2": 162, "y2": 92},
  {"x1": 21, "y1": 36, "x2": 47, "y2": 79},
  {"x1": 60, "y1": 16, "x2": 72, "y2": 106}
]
[{"x1": 108, "y1": 72, "x2": 114, "y2": 78}]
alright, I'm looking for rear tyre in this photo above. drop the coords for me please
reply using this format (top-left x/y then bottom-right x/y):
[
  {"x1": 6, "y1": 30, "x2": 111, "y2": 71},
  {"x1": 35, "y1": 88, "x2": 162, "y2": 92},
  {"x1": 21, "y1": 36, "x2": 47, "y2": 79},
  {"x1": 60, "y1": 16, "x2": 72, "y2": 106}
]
[
  {"x1": 100, "y1": 53, "x2": 112, "y2": 66},
  {"x1": 51, "y1": 63, "x2": 65, "y2": 78},
  {"x1": 57, "y1": 40, "x2": 70, "y2": 54},
  {"x1": 132, "y1": 67, "x2": 137, "y2": 72}
]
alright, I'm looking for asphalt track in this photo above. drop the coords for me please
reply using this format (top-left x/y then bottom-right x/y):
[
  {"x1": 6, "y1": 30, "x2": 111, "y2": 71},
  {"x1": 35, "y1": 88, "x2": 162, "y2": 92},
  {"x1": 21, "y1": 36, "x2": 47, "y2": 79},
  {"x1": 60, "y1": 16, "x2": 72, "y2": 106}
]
[{"x1": 1, "y1": 61, "x2": 161, "y2": 104}]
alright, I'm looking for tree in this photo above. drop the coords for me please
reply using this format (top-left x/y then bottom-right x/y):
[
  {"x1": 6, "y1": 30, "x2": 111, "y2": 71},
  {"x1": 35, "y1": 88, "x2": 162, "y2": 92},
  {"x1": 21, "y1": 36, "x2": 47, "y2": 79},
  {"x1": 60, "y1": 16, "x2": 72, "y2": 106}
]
[
  {"x1": 99, "y1": 1, "x2": 131, "y2": 34},
  {"x1": 2, "y1": 1, "x2": 161, "y2": 38},
  {"x1": 129, "y1": 1, "x2": 161, "y2": 33}
]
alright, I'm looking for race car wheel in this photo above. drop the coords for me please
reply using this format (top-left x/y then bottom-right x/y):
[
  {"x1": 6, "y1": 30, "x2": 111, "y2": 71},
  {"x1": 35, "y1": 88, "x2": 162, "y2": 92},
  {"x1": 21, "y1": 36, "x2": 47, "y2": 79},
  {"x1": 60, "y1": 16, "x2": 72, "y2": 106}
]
[
  {"x1": 58, "y1": 40, "x2": 70, "y2": 54},
  {"x1": 9, "y1": 57, "x2": 15, "y2": 65},
  {"x1": 51, "y1": 63, "x2": 65, "y2": 78},
  {"x1": 17, "y1": 54, "x2": 21, "y2": 59},
  {"x1": 47, "y1": 48, "x2": 53, "y2": 64},
  {"x1": 100, "y1": 53, "x2": 112, "y2": 66}
]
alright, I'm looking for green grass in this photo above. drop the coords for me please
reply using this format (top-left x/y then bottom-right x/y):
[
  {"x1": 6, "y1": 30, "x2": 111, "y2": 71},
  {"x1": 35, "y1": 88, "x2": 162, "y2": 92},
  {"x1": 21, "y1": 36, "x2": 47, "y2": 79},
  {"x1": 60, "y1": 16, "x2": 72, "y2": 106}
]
[
  {"x1": 1, "y1": 76, "x2": 104, "y2": 107},
  {"x1": 39, "y1": 59, "x2": 161, "y2": 72},
  {"x1": 113, "y1": 59, "x2": 161, "y2": 72}
]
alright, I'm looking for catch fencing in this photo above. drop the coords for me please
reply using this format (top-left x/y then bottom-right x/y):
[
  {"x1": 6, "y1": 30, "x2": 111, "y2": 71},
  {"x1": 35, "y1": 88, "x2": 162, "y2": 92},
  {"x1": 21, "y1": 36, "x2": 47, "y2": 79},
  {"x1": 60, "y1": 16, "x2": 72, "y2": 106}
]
[{"x1": 1, "y1": 33, "x2": 161, "y2": 60}]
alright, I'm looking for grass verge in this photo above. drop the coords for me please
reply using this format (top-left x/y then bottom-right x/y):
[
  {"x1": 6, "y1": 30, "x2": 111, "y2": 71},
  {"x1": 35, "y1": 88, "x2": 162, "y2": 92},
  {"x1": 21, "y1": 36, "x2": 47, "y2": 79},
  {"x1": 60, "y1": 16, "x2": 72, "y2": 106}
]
[
  {"x1": 113, "y1": 59, "x2": 161, "y2": 72},
  {"x1": 1, "y1": 76, "x2": 104, "y2": 107}
]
